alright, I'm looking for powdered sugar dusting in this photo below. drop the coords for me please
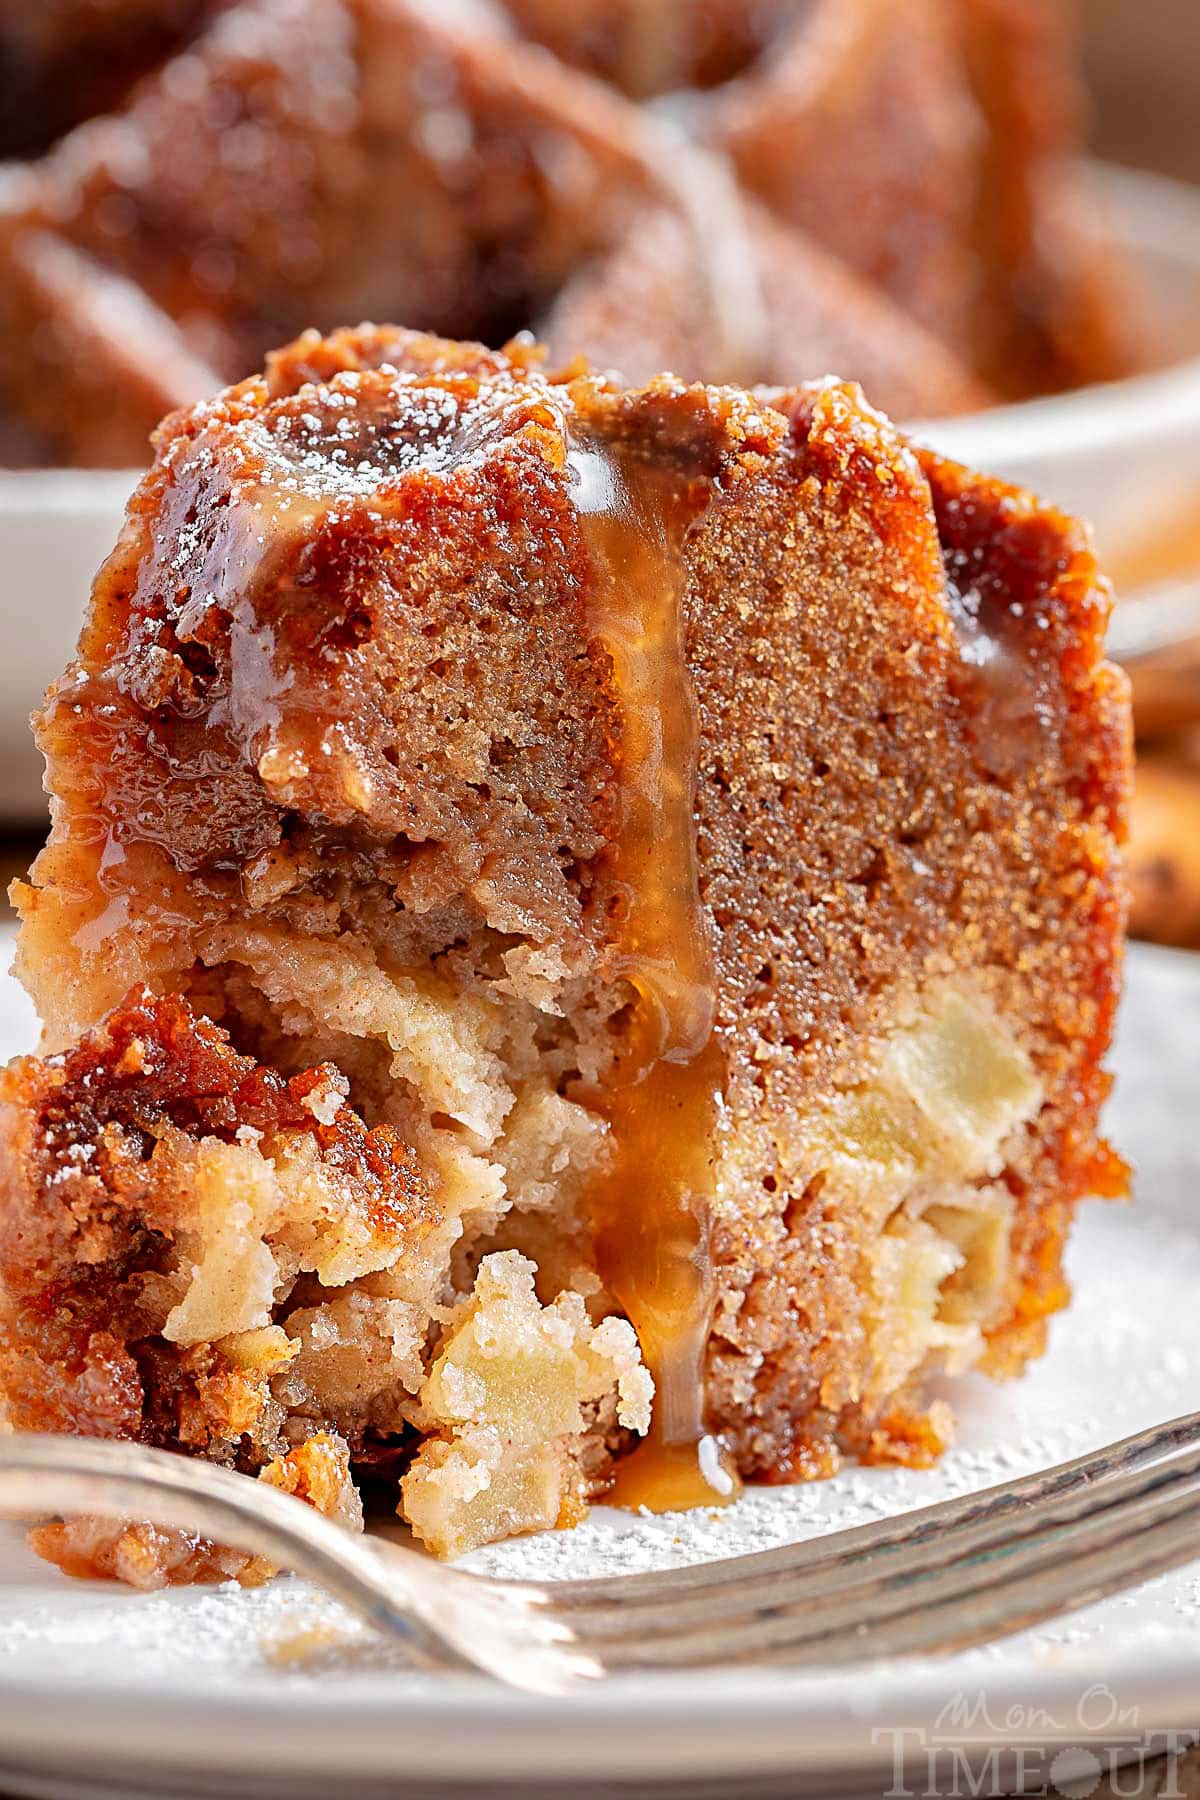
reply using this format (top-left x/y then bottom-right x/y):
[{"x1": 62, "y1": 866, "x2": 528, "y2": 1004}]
[{"x1": 247, "y1": 372, "x2": 570, "y2": 504}]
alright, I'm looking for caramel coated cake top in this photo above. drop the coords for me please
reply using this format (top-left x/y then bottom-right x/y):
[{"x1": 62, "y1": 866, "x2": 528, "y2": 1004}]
[
  {"x1": 15, "y1": 325, "x2": 1130, "y2": 1514},
  {"x1": 30, "y1": 324, "x2": 812, "y2": 960}
]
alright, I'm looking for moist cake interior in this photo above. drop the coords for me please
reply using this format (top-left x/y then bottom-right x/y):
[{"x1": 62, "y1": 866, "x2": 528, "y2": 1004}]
[{"x1": 0, "y1": 325, "x2": 1130, "y2": 1577}]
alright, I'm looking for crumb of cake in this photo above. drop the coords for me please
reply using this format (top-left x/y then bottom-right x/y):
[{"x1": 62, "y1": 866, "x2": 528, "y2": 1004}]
[
  {"x1": 262, "y1": 1620, "x2": 349, "y2": 1669},
  {"x1": 259, "y1": 1433, "x2": 364, "y2": 1535},
  {"x1": 2, "y1": 324, "x2": 1129, "y2": 1575},
  {"x1": 401, "y1": 1251, "x2": 651, "y2": 1557},
  {"x1": 28, "y1": 1431, "x2": 359, "y2": 1589},
  {"x1": 28, "y1": 1516, "x2": 275, "y2": 1590},
  {"x1": 421, "y1": 1253, "x2": 652, "y2": 1444}
]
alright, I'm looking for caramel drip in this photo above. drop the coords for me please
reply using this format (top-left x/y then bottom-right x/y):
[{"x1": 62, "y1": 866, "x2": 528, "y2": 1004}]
[
  {"x1": 570, "y1": 436, "x2": 739, "y2": 1513},
  {"x1": 944, "y1": 565, "x2": 1051, "y2": 778}
]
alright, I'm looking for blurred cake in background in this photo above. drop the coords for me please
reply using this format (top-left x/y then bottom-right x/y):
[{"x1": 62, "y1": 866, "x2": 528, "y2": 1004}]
[
  {"x1": 0, "y1": 0, "x2": 208, "y2": 158},
  {"x1": 0, "y1": 0, "x2": 1152, "y2": 467}
]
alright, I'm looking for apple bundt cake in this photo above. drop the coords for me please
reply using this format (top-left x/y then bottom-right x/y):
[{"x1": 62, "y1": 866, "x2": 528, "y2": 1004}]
[
  {"x1": 0, "y1": 325, "x2": 1130, "y2": 1579},
  {"x1": 0, "y1": 0, "x2": 1147, "y2": 467}
]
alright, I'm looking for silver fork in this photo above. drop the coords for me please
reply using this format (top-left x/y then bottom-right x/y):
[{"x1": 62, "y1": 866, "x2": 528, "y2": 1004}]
[{"x1": 3, "y1": 1419, "x2": 1200, "y2": 1696}]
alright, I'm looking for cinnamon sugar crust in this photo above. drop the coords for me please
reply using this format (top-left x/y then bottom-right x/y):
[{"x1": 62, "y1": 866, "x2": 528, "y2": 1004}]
[{"x1": 4, "y1": 326, "x2": 1131, "y2": 1570}]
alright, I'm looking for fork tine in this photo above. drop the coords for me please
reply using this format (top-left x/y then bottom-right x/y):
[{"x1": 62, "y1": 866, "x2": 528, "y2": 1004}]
[
  {"x1": 548, "y1": 1432, "x2": 1200, "y2": 1642},
  {"x1": 7, "y1": 1420, "x2": 1200, "y2": 1685},
  {"x1": 781, "y1": 1489, "x2": 1200, "y2": 1667},
  {"x1": 547, "y1": 1411, "x2": 1200, "y2": 1618},
  {"x1": 575, "y1": 1460, "x2": 1200, "y2": 1668}
]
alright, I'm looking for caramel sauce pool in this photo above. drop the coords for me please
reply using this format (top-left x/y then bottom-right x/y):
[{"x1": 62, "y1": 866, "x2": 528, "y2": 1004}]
[{"x1": 569, "y1": 436, "x2": 739, "y2": 1513}]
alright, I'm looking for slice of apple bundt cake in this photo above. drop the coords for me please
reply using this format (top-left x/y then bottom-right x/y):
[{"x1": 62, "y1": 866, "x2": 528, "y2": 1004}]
[{"x1": 1, "y1": 325, "x2": 1130, "y2": 1576}]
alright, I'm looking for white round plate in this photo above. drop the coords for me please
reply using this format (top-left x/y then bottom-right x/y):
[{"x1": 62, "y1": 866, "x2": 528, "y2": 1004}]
[
  {"x1": 0, "y1": 164, "x2": 1198, "y2": 822},
  {"x1": 0, "y1": 934, "x2": 1195, "y2": 1799}
]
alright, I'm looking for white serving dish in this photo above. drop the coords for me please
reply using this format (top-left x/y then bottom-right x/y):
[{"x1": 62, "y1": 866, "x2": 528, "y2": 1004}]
[{"x1": 0, "y1": 163, "x2": 1197, "y2": 823}]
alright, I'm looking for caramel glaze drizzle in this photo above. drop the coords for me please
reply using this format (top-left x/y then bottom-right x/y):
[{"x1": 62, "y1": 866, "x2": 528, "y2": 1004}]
[{"x1": 569, "y1": 432, "x2": 740, "y2": 1512}]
